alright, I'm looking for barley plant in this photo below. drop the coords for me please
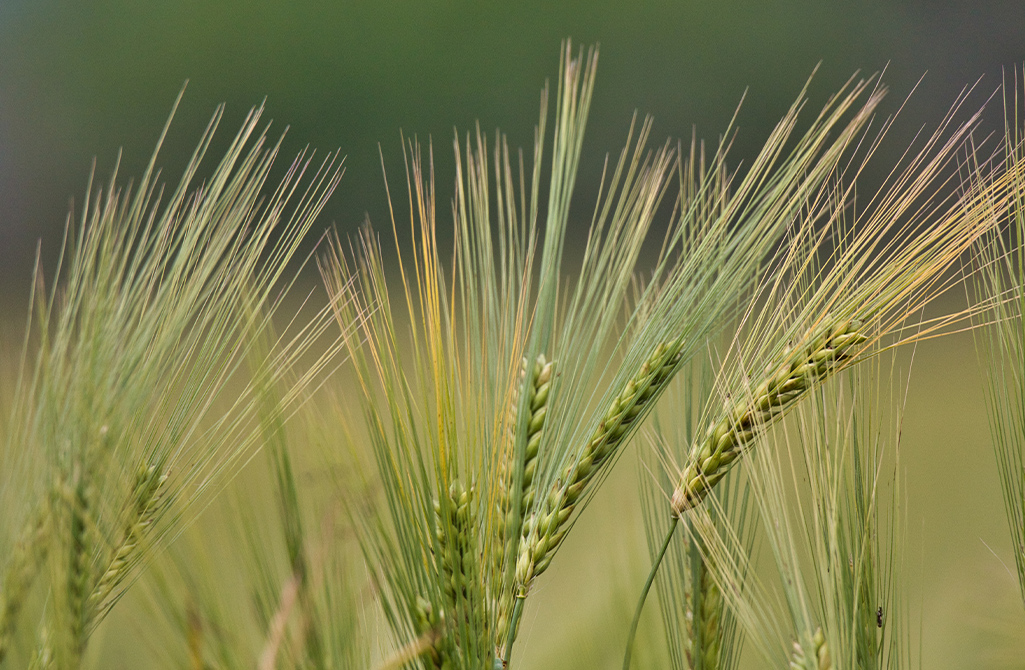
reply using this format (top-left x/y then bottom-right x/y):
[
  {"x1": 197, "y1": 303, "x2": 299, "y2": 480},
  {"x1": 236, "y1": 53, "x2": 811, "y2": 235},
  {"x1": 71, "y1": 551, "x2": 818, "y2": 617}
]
[
  {"x1": 131, "y1": 313, "x2": 368, "y2": 670},
  {"x1": 322, "y1": 41, "x2": 885, "y2": 668},
  {"x1": 639, "y1": 356, "x2": 755, "y2": 670},
  {"x1": 621, "y1": 69, "x2": 1023, "y2": 666},
  {"x1": 319, "y1": 40, "x2": 1001, "y2": 669},
  {"x1": 0, "y1": 94, "x2": 343, "y2": 667},
  {"x1": 680, "y1": 360, "x2": 910, "y2": 669},
  {"x1": 977, "y1": 72, "x2": 1025, "y2": 612}
]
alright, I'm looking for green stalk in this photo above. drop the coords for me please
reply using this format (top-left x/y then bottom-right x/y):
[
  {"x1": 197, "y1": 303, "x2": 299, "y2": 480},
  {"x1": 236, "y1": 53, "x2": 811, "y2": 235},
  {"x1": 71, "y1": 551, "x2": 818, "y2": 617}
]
[
  {"x1": 503, "y1": 595, "x2": 526, "y2": 667},
  {"x1": 623, "y1": 516, "x2": 679, "y2": 670}
]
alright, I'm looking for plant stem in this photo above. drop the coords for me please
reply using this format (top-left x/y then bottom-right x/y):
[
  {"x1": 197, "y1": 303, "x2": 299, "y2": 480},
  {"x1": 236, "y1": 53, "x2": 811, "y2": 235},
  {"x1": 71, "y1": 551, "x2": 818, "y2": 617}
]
[
  {"x1": 503, "y1": 594, "x2": 526, "y2": 667},
  {"x1": 623, "y1": 515, "x2": 679, "y2": 670}
]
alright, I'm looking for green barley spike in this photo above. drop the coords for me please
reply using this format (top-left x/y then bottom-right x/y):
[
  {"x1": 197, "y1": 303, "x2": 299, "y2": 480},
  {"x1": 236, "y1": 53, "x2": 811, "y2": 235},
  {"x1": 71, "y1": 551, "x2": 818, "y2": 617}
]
[
  {"x1": 495, "y1": 355, "x2": 552, "y2": 652},
  {"x1": 66, "y1": 471, "x2": 93, "y2": 663},
  {"x1": 672, "y1": 320, "x2": 866, "y2": 515},
  {"x1": 515, "y1": 338, "x2": 683, "y2": 592},
  {"x1": 696, "y1": 560, "x2": 722, "y2": 670},
  {"x1": 428, "y1": 479, "x2": 478, "y2": 668},
  {"x1": 680, "y1": 531, "x2": 721, "y2": 670},
  {"x1": 87, "y1": 462, "x2": 167, "y2": 626},
  {"x1": 411, "y1": 596, "x2": 446, "y2": 670}
]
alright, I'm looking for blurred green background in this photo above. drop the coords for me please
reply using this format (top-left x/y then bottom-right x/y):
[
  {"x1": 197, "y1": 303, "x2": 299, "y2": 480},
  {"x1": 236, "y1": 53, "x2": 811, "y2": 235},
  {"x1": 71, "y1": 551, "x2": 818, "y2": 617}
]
[
  {"x1": 3, "y1": 0, "x2": 1024, "y2": 288},
  {"x1": 2, "y1": 1, "x2": 1025, "y2": 667}
]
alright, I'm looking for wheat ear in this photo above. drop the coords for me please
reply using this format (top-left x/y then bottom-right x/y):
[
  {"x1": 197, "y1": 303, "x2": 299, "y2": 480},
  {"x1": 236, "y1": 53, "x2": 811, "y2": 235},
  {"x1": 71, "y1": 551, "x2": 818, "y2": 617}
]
[
  {"x1": 0, "y1": 504, "x2": 51, "y2": 662},
  {"x1": 790, "y1": 627, "x2": 832, "y2": 670},
  {"x1": 495, "y1": 355, "x2": 552, "y2": 652},
  {"x1": 671, "y1": 320, "x2": 866, "y2": 515},
  {"x1": 87, "y1": 462, "x2": 167, "y2": 627},
  {"x1": 516, "y1": 339, "x2": 682, "y2": 592}
]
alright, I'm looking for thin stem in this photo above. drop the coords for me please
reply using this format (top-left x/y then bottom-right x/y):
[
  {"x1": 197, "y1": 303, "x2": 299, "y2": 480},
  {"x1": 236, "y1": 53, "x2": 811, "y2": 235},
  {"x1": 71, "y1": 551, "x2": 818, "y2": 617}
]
[
  {"x1": 503, "y1": 594, "x2": 526, "y2": 667},
  {"x1": 623, "y1": 515, "x2": 679, "y2": 670}
]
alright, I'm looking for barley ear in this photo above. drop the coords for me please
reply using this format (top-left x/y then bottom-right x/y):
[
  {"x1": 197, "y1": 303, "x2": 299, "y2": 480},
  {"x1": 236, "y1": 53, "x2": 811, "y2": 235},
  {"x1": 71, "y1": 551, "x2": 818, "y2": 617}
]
[
  {"x1": 672, "y1": 319, "x2": 866, "y2": 514},
  {"x1": 0, "y1": 504, "x2": 51, "y2": 663},
  {"x1": 789, "y1": 627, "x2": 832, "y2": 670},
  {"x1": 694, "y1": 557, "x2": 722, "y2": 670},
  {"x1": 495, "y1": 355, "x2": 552, "y2": 652},
  {"x1": 427, "y1": 479, "x2": 480, "y2": 666},
  {"x1": 87, "y1": 462, "x2": 168, "y2": 629},
  {"x1": 64, "y1": 469, "x2": 94, "y2": 663},
  {"x1": 516, "y1": 338, "x2": 683, "y2": 593},
  {"x1": 410, "y1": 596, "x2": 447, "y2": 670}
]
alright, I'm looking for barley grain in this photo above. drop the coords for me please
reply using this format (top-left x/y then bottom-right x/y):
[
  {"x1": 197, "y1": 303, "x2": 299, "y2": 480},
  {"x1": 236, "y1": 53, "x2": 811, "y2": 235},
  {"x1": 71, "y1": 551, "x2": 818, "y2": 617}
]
[
  {"x1": 789, "y1": 627, "x2": 832, "y2": 670},
  {"x1": 695, "y1": 560, "x2": 721, "y2": 670},
  {"x1": 66, "y1": 472, "x2": 92, "y2": 662},
  {"x1": 411, "y1": 596, "x2": 446, "y2": 670},
  {"x1": 424, "y1": 479, "x2": 479, "y2": 668}
]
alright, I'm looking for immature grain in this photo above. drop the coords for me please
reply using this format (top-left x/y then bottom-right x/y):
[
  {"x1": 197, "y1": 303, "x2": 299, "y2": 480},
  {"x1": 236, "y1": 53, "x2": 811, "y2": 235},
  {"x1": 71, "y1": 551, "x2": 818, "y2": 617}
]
[
  {"x1": 0, "y1": 505, "x2": 51, "y2": 663},
  {"x1": 789, "y1": 627, "x2": 832, "y2": 670},
  {"x1": 421, "y1": 479, "x2": 479, "y2": 668},
  {"x1": 435, "y1": 480, "x2": 476, "y2": 616},
  {"x1": 515, "y1": 338, "x2": 683, "y2": 591},
  {"x1": 671, "y1": 320, "x2": 866, "y2": 515},
  {"x1": 411, "y1": 596, "x2": 447, "y2": 670}
]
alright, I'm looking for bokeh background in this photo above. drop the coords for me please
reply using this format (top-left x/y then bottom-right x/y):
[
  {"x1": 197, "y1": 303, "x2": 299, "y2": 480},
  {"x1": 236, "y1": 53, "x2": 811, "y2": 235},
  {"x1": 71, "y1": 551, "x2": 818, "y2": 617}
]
[{"x1": 2, "y1": 1, "x2": 1024, "y2": 667}]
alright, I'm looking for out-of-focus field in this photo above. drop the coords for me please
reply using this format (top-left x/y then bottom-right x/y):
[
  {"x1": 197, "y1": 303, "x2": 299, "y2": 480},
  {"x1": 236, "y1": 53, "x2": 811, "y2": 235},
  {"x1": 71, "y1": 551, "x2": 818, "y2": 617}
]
[{"x1": 1, "y1": 287, "x2": 1023, "y2": 668}]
